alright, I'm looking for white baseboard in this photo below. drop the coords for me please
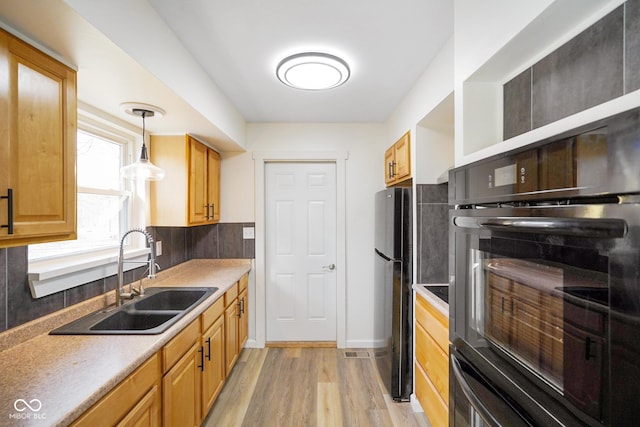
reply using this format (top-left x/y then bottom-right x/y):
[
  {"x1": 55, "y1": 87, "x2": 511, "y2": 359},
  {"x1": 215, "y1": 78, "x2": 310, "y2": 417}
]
[
  {"x1": 410, "y1": 393, "x2": 424, "y2": 413},
  {"x1": 344, "y1": 339, "x2": 386, "y2": 349},
  {"x1": 244, "y1": 339, "x2": 261, "y2": 349}
]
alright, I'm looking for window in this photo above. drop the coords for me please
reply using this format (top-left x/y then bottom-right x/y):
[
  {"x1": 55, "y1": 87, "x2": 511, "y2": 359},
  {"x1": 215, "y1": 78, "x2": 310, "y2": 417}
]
[{"x1": 29, "y1": 126, "x2": 131, "y2": 260}]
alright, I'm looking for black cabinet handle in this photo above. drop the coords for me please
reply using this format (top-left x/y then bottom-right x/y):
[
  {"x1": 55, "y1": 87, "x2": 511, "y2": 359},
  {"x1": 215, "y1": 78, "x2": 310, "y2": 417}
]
[
  {"x1": 211, "y1": 203, "x2": 215, "y2": 219},
  {"x1": 198, "y1": 346, "x2": 204, "y2": 371},
  {"x1": 205, "y1": 337, "x2": 211, "y2": 361},
  {"x1": 240, "y1": 297, "x2": 245, "y2": 315},
  {"x1": 585, "y1": 337, "x2": 596, "y2": 360},
  {"x1": 1, "y1": 189, "x2": 14, "y2": 235}
]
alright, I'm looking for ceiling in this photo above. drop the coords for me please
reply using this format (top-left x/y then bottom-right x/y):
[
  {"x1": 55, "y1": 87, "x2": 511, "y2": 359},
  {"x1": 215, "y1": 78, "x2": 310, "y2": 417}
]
[
  {"x1": 0, "y1": 0, "x2": 453, "y2": 149},
  {"x1": 146, "y1": 0, "x2": 453, "y2": 123}
]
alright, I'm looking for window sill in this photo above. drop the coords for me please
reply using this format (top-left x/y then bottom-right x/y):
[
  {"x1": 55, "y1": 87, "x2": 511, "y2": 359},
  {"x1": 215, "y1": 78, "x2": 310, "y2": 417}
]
[{"x1": 28, "y1": 248, "x2": 151, "y2": 298}]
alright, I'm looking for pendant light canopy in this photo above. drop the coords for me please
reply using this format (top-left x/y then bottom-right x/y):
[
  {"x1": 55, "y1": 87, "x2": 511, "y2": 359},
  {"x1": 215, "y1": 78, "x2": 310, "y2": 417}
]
[{"x1": 120, "y1": 107, "x2": 166, "y2": 181}]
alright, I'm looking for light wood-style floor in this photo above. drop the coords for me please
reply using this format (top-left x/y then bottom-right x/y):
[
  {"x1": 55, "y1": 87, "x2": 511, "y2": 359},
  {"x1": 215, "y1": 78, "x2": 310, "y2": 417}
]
[{"x1": 203, "y1": 347, "x2": 430, "y2": 427}]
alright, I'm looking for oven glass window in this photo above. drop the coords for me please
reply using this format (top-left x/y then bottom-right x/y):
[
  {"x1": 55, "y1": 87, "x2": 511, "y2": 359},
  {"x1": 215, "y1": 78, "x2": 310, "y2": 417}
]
[{"x1": 470, "y1": 235, "x2": 609, "y2": 420}]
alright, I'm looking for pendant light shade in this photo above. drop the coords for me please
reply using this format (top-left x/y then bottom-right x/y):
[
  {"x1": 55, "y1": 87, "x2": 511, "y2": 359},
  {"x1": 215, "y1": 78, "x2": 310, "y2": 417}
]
[{"x1": 120, "y1": 108, "x2": 165, "y2": 181}]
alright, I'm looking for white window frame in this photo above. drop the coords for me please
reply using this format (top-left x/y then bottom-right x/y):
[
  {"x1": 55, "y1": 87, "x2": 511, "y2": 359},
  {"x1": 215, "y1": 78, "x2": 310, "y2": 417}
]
[{"x1": 27, "y1": 107, "x2": 151, "y2": 298}]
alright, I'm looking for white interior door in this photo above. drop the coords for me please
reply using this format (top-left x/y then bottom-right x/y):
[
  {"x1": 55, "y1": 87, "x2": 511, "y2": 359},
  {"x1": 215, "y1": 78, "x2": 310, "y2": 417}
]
[{"x1": 265, "y1": 162, "x2": 337, "y2": 342}]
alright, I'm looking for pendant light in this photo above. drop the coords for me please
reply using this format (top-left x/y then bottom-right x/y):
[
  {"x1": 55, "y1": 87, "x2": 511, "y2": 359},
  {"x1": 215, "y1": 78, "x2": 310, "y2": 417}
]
[{"x1": 120, "y1": 107, "x2": 166, "y2": 181}]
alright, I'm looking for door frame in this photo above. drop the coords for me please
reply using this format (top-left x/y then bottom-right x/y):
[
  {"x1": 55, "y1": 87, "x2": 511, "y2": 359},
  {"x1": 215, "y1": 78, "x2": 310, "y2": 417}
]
[{"x1": 253, "y1": 151, "x2": 348, "y2": 348}]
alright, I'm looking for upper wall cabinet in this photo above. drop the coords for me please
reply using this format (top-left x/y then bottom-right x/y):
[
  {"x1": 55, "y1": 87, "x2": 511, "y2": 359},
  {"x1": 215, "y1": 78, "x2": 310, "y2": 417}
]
[
  {"x1": 0, "y1": 29, "x2": 77, "y2": 248},
  {"x1": 150, "y1": 135, "x2": 221, "y2": 226},
  {"x1": 385, "y1": 131, "x2": 411, "y2": 187}
]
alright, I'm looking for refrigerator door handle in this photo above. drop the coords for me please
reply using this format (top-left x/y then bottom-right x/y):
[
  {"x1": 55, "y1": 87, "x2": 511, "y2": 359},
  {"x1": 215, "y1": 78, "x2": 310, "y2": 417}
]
[{"x1": 375, "y1": 248, "x2": 392, "y2": 261}]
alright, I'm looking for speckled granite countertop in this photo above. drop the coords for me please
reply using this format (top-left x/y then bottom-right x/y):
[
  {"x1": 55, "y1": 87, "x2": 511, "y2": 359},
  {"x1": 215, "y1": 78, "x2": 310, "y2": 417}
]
[
  {"x1": 413, "y1": 283, "x2": 449, "y2": 318},
  {"x1": 0, "y1": 259, "x2": 251, "y2": 427}
]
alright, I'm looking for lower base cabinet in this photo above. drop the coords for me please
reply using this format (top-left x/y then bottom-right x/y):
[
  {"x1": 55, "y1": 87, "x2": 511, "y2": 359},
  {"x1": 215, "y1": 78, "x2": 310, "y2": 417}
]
[
  {"x1": 201, "y1": 299, "x2": 226, "y2": 418},
  {"x1": 163, "y1": 341, "x2": 202, "y2": 427},
  {"x1": 415, "y1": 293, "x2": 449, "y2": 427},
  {"x1": 72, "y1": 273, "x2": 249, "y2": 427},
  {"x1": 71, "y1": 354, "x2": 161, "y2": 427}
]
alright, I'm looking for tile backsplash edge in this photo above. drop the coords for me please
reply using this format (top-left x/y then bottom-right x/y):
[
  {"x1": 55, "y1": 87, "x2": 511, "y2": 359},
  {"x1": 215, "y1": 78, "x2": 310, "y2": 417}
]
[{"x1": 0, "y1": 222, "x2": 255, "y2": 334}]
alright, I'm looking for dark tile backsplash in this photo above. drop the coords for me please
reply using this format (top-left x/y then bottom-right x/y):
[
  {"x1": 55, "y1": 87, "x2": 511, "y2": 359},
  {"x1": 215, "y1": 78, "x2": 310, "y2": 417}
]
[
  {"x1": 626, "y1": 0, "x2": 640, "y2": 92},
  {"x1": 503, "y1": 69, "x2": 532, "y2": 140},
  {"x1": 504, "y1": 3, "x2": 629, "y2": 138},
  {"x1": 0, "y1": 222, "x2": 255, "y2": 333},
  {"x1": 416, "y1": 184, "x2": 449, "y2": 284}
]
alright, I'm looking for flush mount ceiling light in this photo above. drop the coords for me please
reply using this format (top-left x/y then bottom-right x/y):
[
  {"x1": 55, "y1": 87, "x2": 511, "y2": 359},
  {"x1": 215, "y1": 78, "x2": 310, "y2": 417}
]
[
  {"x1": 276, "y1": 52, "x2": 350, "y2": 90},
  {"x1": 120, "y1": 103, "x2": 166, "y2": 181}
]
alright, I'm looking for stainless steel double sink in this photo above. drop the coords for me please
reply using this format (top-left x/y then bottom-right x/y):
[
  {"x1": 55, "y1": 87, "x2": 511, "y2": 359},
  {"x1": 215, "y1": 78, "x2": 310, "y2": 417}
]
[{"x1": 50, "y1": 287, "x2": 217, "y2": 335}]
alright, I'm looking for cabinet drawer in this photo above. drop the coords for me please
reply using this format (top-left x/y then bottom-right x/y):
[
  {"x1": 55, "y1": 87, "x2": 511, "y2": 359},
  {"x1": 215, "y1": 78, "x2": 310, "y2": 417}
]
[
  {"x1": 72, "y1": 354, "x2": 160, "y2": 426},
  {"x1": 224, "y1": 283, "x2": 238, "y2": 307},
  {"x1": 201, "y1": 297, "x2": 224, "y2": 331},
  {"x1": 415, "y1": 322, "x2": 449, "y2": 404},
  {"x1": 162, "y1": 319, "x2": 200, "y2": 374},
  {"x1": 415, "y1": 361, "x2": 448, "y2": 427},
  {"x1": 416, "y1": 294, "x2": 449, "y2": 352}
]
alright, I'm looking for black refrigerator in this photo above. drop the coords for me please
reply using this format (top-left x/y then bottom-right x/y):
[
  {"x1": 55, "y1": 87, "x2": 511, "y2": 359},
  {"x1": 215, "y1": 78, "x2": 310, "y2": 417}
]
[{"x1": 373, "y1": 187, "x2": 412, "y2": 401}]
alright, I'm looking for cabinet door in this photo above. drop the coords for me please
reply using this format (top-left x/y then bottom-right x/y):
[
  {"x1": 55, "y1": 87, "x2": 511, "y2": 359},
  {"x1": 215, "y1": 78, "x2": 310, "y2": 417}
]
[
  {"x1": 188, "y1": 138, "x2": 208, "y2": 225},
  {"x1": 238, "y1": 288, "x2": 248, "y2": 349},
  {"x1": 201, "y1": 315, "x2": 225, "y2": 418},
  {"x1": 207, "y1": 149, "x2": 220, "y2": 223},
  {"x1": 163, "y1": 343, "x2": 202, "y2": 427},
  {"x1": 117, "y1": 385, "x2": 161, "y2": 427},
  {"x1": 384, "y1": 146, "x2": 395, "y2": 185},
  {"x1": 224, "y1": 300, "x2": 239, "y2": 376},
  {"x1": 0, "y1": 29, "x2": 76, "y2": 246},
  {"x1": 394, "y1": 131, "x2": 411, "y2": 180},
  {"x1": 72, "y1": 355, "x2": 160, "y2": 427}
]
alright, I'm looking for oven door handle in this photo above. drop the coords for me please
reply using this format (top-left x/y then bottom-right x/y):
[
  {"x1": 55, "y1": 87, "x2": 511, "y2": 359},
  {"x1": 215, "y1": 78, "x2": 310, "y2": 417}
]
[
  {"x1": 453, "y1": 216, "x2": 626, "y2": 238},
  {"x1": 451, "y1": 353, "x2": 536, "y2": 427},
  {"x1": 451, "y1": 353, "x2": 503, "y2": 426}
]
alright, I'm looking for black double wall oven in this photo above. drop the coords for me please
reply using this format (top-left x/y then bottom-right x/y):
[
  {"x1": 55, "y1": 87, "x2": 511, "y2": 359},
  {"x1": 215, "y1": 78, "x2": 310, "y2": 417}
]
[{"x1": 449, "y1": 107, "x2": 640, "y2": 426}]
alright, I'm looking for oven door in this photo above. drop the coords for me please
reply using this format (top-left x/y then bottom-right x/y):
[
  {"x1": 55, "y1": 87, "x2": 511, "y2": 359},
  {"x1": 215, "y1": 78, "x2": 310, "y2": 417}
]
[{"x1": 450, "y1": 202, "x2": 640, "y2": 426}]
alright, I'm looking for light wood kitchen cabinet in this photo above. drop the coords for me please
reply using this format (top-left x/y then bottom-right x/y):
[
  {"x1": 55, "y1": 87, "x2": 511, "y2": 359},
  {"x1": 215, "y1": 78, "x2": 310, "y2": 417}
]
[
  {"x1": 149, "y1": 134, "x2": 220, "y2": 226},
  {"x1": 224, "y1": 282, "x2": 240, "y2": 376},
  {"x1": 201, "y1": 298, "x2": 226, "y2": 418},
  {"x1": 238, "y1": 274, "x2": 249, "y2": 349},
  {"x1": 163, "y1": 342, "x2": 202, "y2": 427},
  {"x1": 162, "y1": 319, "x2": 202, "y2": 427},
  {"x1": 384, "y1": 131, "x2": 411, "y2": 186},
  {"x1": 415, "y1": 292, "x2": 449, "y2": 427},
  {"x1": 71, "y1": 354, "x2": 161, "y2": 427},
  {"x1": 0, "y1": 28, "x2": 77, "y2": 248},
  {"x1": 224, "y1": 273, "x2": 249, "y2": 376}
]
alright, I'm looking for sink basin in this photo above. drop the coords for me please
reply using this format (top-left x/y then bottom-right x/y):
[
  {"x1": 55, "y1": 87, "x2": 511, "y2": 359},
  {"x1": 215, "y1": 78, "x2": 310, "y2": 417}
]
[
  {"x1": 134, "y1": 289, "x2": 208, "y2": 311},
  {"x1": 50, "y1": 286, "x2": 217, "y2": 335},
  {"x1": 90, "y1": 311, "x2": 178, "y2": 331}
]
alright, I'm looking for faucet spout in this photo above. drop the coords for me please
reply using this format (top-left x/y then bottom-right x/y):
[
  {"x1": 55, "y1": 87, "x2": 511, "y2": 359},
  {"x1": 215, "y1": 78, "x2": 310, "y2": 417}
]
[{"x1": 116, "y1": 228, "x2": 158, "y2": 306}]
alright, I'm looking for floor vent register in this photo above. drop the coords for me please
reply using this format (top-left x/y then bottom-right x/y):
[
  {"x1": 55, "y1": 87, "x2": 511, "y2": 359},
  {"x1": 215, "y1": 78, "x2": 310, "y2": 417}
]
[{"x1": 344, "y1": 351, "x2": 371, "y2": 359}]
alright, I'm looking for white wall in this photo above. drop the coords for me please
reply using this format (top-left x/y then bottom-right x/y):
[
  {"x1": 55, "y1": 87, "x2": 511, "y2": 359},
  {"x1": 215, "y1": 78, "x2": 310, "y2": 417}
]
[
  {"x1": 221, "y1": 123, "x2": 387, "y2": 346},
  {"x1": 387, "y1": 37, "x2": 454, "y2": 147},
  {"x1": 453, "y1": 0, "x2": 627, "y2": 166}
]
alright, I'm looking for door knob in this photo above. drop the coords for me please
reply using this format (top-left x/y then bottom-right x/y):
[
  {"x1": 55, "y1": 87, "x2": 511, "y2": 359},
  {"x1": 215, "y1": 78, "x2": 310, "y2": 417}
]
[{"x1": 322, "y1": 264, "x2": 336, "y2": 271}]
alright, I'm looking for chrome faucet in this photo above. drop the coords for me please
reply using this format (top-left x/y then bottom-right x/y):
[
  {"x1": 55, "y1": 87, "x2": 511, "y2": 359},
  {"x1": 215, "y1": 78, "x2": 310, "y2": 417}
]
[{"x1": 116, "y1": 228, "x2": 159, "y2": 306}]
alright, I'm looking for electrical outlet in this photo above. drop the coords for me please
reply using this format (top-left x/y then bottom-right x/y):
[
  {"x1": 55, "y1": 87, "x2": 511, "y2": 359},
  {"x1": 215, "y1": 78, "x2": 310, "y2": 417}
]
[
  {"x1": 155, "y1": 241, "x2": 162, "y2": 256},
  {"x1": 243, "y1": 227, "x2": 255, "y2": 239}
]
